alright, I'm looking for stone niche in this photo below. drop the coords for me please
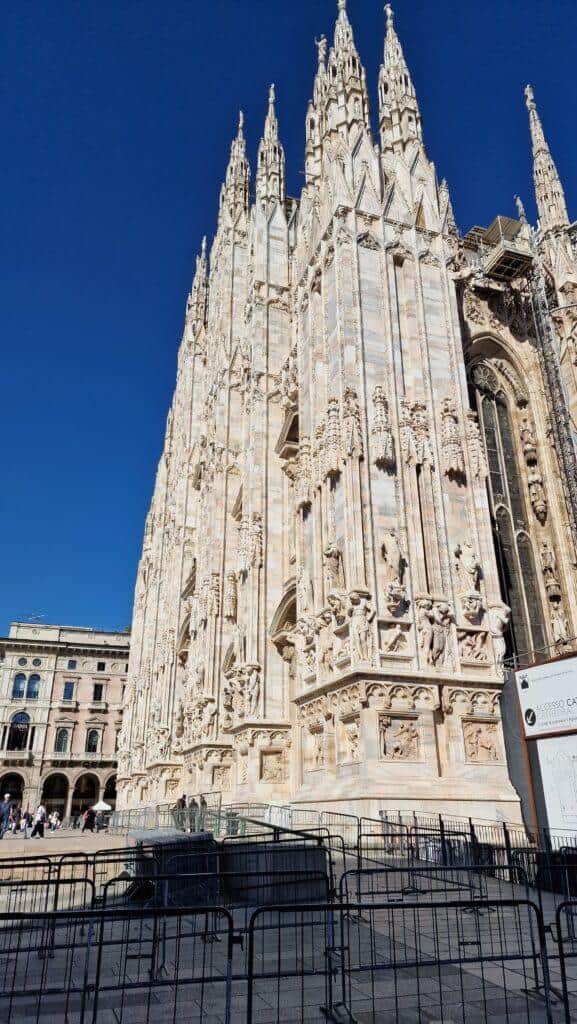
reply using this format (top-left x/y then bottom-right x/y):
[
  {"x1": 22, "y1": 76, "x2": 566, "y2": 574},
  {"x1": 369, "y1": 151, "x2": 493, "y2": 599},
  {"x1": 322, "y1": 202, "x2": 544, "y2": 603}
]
[{"x1": 379, "y1": 714, "x2": 422, "y2": 762}]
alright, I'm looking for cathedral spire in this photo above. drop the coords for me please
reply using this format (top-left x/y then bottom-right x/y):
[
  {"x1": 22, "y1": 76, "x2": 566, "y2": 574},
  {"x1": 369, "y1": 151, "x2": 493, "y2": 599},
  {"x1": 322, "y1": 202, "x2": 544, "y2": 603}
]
[
  {"x1": 256, "y1": 84, "x2": 286, "y2": 207},
  {"x1": 378, "y1": 4, "x2": 422, "y2": 154},
  {"x1": 219, "y1": 111, "x2": 251, "y2": 221},
  {"x1": 525, "y1": 84, "x2": 569, "y2": 234},
  {"x1": 320, "y1": 0, "x2": 371, "y2": 144},
  {"x1": 186, "y1": 236, "x2": 208, "y2": 331}
]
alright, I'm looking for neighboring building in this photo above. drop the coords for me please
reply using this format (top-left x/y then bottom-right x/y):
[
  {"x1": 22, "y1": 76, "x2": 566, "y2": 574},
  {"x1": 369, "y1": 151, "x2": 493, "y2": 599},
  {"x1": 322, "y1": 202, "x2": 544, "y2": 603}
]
[
  {"x1": 117, "y1": 1, "x2": 577, "y2": 818},
  {"x1": 0, "y1": 623, "x2": 129, "y2": 817}
]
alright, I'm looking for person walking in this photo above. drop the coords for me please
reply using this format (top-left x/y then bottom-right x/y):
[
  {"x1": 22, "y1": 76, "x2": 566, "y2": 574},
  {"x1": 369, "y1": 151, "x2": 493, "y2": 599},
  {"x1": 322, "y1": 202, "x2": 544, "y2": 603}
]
[
  {"x1": 0, "y1": 794, "x2": 13, "y2": 839},
  {"x1": 23, "y1": 810, "x2": 32, "y2": 838},
  {"x1": 30, "y1": 803, "x2": 46, "y2": 839},
  {"x1": 82, "y1": 807, "x2": 96, "y2": 833}
]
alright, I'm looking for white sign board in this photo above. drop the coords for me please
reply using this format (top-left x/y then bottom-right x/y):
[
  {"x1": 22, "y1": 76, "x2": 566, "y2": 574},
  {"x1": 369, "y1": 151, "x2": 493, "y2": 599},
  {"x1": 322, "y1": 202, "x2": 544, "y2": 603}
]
[
  {"x1": 515, "y1": 656, "x2": 577, "y2": 738},
  {"x1": 536, "y1": 735, "x2": 577, "y2": 831}
]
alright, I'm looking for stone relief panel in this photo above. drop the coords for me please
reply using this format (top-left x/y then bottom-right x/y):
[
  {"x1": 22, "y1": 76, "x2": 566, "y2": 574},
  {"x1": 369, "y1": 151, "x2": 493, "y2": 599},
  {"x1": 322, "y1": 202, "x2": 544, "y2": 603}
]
[
  {"x1": 379, "y1": 716, "x2": 421, "y2": 762},
  {"x1": 338, "y1": 716, "x2": 360, "y2": 763},
  {"x1": 462, "y1": 720, "x2": 502, "y2": 763},
  {"x1": 212, "y1": 765, "x2": 231, "y2": 791},
  {"x1": 260, "y1": 750, "x2": 286, "y2": 783}
]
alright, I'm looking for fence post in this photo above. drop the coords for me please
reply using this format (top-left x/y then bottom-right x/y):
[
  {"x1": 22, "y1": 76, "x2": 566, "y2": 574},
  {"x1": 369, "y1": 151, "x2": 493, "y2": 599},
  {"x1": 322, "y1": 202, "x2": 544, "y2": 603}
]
[
  {"x1": 439, "y1": 814, "x2": 448, "y2": 866},
  {"x1": 503, "y1": 822, "x2": 513, "y2": 871}
]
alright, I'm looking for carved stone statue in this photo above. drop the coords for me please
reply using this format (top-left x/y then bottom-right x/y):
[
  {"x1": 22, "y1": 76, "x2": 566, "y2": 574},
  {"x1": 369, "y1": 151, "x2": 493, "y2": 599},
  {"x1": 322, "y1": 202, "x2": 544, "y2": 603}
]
[
  {"x1": 440, "y1": 398, "x2": 465, "y2": 480},
  {"x1": 317, "y1": 609, "x2": 335, "y2": 675},
  {"x1": 371, "y1": 385, "x2": 395, "y2": 471},
  {"x1": 431, "y1": 602, "x2": 453, "y2": 666},
  {"x1": 347, "y1": 591, "x2": 374, "y2": 663},
  {"x1": 520, "y1": 417, "x2": 537, "y2": 463},
  {"x1": 344, "y1": 720, "x2": 360, "y2": 761},
  {"x1": 454, "y1": 540, "x2": 481, "y2": 591},
  {"x1": 245, "y1": 666, "x2": 261, "y2": 718},
  {"x1": 297, "y1": 564, "x2": 315, "y2": 615},
  {"x1": 488, "y1": 601, "x2": 511, "y2": 672},
  {"x1": 540, "y1": 540, "x2": 560, "y2": 596},
  {"x1": 324, "y1": 542, "x2": 345, "y2": 592},
  {"x1": 551, "y1": 602, "x2": 570, "y2": 646},
  {"x1": 527, "y1": 470, "x2": 548, "y2": 523}
]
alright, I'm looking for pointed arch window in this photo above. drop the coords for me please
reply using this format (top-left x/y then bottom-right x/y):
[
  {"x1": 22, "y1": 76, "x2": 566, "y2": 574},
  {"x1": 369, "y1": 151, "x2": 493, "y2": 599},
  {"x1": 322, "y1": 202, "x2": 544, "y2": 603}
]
[{"x1": 475, "y1": 373, "x2": 548, "y2": 665}]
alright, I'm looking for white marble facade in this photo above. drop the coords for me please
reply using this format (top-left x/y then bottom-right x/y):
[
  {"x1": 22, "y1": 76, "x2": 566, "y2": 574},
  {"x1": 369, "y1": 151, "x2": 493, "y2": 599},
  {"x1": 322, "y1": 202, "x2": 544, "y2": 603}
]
[{"x1": 117, "y1": 2, "x2": 577, "y2": 820}]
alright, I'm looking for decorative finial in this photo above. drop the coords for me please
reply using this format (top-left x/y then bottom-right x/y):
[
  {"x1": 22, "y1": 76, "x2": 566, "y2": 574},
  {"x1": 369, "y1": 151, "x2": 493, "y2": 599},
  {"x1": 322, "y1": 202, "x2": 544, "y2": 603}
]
[
  {"x1": 514, "y1": 195, "x2": 527, "y2": 222},
  {"x1": 238, "y1": 110, "x2": 244, "y2": 132},
  {"x1": 315, "y1": 35, "x2": 327, "y2": 66},
  {"x1": 385, "y1": 3, "x2": 394, "y2": 29},
  {"x1": 525, "y1": 84, "x2": 535, "y2": 109},
  {"x1": 201, "y1": 236, "x2": 207, "y2": 256},
  {"x1": 338, "y1": 0, "x2": 346, "y2": 11},
  {"x1": 268, "y1": 83, "x2": 275, "y2": 108}
]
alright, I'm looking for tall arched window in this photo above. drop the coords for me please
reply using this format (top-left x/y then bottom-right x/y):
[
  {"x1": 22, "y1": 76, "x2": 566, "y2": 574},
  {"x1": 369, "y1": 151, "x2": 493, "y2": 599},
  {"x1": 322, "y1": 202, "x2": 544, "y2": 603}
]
[
  {"x1": 7, "y1": 713, "x2": 31, "y2": 751},
  {"x1": 55, "y1": 728, "x2": 69, "y2": 753},
  {"x1": 26, "y1": 675, "x2": 40, "y2": 700},
  {"x1": 86, "y1": 729, "x2": 99, "y2": 753},
  {"x1": 12, "y1": 674, "x2": 26, "y2": 699},
  {"x1": 473, "y1": 363, "x2": 548, "y2": 665}
]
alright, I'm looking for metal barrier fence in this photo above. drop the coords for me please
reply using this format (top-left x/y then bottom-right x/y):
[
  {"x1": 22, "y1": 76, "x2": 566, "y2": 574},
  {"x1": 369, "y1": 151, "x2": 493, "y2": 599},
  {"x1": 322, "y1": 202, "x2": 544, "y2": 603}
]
[
  {"x1": 0, "y1": 878, "x2": 572, "y2": 1021},
  {"x1": 0, "y1": 906, "x2": 234, "y2": 1023},
  {"x1": 555, "y1": 900, "x2": 577, "y2": 1024}
]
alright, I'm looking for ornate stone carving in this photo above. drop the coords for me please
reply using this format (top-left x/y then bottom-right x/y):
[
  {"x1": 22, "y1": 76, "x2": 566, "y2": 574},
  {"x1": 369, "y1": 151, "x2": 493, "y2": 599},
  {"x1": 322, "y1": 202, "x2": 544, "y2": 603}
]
[
  {"x1": 342, "y1": 387, "x2": 363, "y2": 458},
  {"x1": 440, "y1": 398, "x2": 465, "y2": 480},
  {"x1": 223, "y1": 571, "x2": 238, "y2": 620},
  {"x1": 381, "y1": 530, "x2": 408, "y2": 614},
  {"x1": 465, "y1": 410, "x2": 488, "y2": 481},
  {"x1": 341, "y1": 718, "x2": 360, "y2": 761},
  {"x1": 527, "y1": 469, "x2": 548, "y2": 523},
  {"x1": 277, "y1": 350, "x2": 298, "y2": 409},
  {"x1": 295, "y1": 437, "x2": 313, "y2": 510},
  {"x1": 380, "y1": 716, "x2": 420, "y2": 761},
  {"x1": 487, "y1": 602, "x2": 511, "y2": 675},
  {"x1": 237, "y1": 516, "x2": 250, "y2": 577},
  {"x1": 324, "y1": 397, "x2": 342, "y2": 478},
  {"x1": 212, "y1": 765, "x2": 231, "y2": 791},
  {"x1": 250, "y1": 514, "x2": 263, "y2": 568},
  {"x1": 416, "y1": 597, "x2": 454, "y2": 667},
  {"x1": 551, "y1": 601, "x2": 571, "y2": 646},
  {"x1": 400, "y1": 400, "x2": 434, "y2": 467},
  {"x1": 520, "y1": 417, "x2": 538, "y2": 464},
  {"x1": 381, "y1": 623, "x2": 408, "y2": 654},
  {"x1": 540, "y1": 540, "x2": 561, "y2": 599},
  {"x1": 371, "y1": 385, "x2": 396, "y2": 471},
  {"x1": 458, "y1": 630, "x2": 488, "y2": 663},
  {"x1": 317, "y1": 609, "x2": 335, "y2": 676},
  {"x1": 347, "y1": 590, "x2": 375, "y2": 664},
  {"x1": 324, "y1": 542, "x2": 345, "y2": 593},
  {"x1": 260, "y1": 750, "x2": 286, "y2": 783},
  {"x1": 463, "y1": 721, "x2": 500, "y2": 763},
  {"x1": 454, "y1": 539, "x2": 481, "y2": 592}
]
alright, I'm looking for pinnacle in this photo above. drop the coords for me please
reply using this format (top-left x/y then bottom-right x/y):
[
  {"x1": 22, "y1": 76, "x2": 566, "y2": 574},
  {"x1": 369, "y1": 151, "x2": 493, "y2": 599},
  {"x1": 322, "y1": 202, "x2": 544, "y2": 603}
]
[{"x1": 385, "y1": 3, "x2": 394, "y2": 30}]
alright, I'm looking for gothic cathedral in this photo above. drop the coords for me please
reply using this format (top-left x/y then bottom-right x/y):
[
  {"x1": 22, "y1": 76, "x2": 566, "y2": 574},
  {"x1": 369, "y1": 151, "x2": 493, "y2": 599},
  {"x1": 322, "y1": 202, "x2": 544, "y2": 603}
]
[{"x1": 117, "y1": 2, "x2": 577, "y2": 818}]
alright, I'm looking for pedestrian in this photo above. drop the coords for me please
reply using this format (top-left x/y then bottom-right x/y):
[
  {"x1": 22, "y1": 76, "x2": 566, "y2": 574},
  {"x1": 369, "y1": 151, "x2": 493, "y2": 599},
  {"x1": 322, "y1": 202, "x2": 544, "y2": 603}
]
[
  {"x1": 23, "y1": 810, "x2": 32, "y2": 838},
  {"x1": 0, "y1": 794, "x2": 13, "y2": 839},
  {"x1": 13, "y1": 806, "x2": 21, "y2": 834},
  {"x1": 82, "y1": 807, "x2": 96, "y2": 833},
  {"x1": 30, "y1": 803, "x2": 47, "y2": 839}
]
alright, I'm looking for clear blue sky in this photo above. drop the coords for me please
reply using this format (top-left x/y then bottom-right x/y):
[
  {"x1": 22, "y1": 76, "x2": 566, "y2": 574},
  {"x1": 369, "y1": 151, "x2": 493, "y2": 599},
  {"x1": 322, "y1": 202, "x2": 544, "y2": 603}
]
[{"x1": 1, "y1": 0, "x2": 575, "y2": 635}]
